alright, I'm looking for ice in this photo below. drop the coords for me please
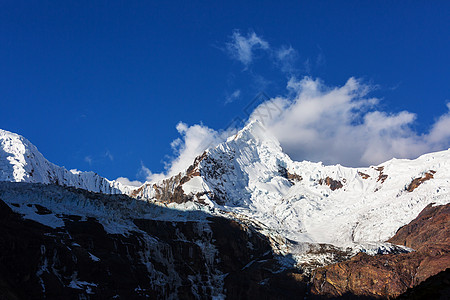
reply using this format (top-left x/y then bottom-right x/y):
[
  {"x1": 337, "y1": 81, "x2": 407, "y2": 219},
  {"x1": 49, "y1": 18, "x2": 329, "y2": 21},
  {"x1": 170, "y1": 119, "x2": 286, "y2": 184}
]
[{"x1": 1, "y1": 123, "x2": 449, "y2": 261}]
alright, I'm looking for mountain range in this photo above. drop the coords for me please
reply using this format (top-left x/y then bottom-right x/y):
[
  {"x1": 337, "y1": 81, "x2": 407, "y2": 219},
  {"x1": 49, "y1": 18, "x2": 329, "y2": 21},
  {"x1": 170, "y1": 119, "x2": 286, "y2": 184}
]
[{"x1": 0, "y1": 122, "x2": 448, "y2": 299}]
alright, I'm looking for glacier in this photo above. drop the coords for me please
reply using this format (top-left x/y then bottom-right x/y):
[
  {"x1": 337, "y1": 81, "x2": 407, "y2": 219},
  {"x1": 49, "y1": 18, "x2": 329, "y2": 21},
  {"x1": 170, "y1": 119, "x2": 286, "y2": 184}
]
[{"x1": 1, "y1": 122, "x2": 449, "y2": 263}]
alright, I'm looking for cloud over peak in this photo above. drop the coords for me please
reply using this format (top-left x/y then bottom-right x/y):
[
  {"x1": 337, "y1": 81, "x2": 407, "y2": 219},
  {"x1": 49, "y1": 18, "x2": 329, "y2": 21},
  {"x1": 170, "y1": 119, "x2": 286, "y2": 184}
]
[
  {"x1": 250, "y1": 77, "x2": 450, "y2": 167},
  {"x1": 134, "y1": 76, "x2": 450, "y2": 186}
]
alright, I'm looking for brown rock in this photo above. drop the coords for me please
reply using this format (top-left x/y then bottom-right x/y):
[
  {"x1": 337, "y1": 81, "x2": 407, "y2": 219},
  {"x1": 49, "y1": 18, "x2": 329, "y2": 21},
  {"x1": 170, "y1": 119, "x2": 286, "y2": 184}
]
[
  {"x1": 396, "y1": 268, "x2": 450, "y2": 300},
  {"x1": 319, "y1": 177, "x2": 344, "y2": 191},
  {"x1": 375, "y1": 166, "x2": 388, "y2": 184},
  {"x1": 406, "y1": 170, "x2": 436, "y2": 192},
  {"x1": 310, "y1": 203, "x2": 450, "y2": 299},
  {"x1": 131, "y1": 152, "x2": 208, "y2": 203},
  {"x1": 388, "y1": 203, "x2": 449, "y2": 251},
  {"x1": 358, "y1": 171, "x2": 370, "y2": 179}
]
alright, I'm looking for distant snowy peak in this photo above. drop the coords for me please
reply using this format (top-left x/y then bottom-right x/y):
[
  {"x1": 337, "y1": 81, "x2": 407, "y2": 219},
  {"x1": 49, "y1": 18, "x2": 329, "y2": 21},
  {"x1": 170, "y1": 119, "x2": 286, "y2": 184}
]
[{"x1": 0, "y1": 129, "x2": 134, "y2": 195}]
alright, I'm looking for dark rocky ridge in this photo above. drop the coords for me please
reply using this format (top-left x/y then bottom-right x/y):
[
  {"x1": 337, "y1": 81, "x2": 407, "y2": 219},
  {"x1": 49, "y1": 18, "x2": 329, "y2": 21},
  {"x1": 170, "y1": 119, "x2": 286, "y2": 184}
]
[
  {"x1": 0, "y1": 183, "x2": 448, "y2": 299},
  {"x1": 0, "y1": 184, "x2": 308, "y2": 299},
  {"x1": 396, "y1": 268, "x2": 450, "y2": 300}
]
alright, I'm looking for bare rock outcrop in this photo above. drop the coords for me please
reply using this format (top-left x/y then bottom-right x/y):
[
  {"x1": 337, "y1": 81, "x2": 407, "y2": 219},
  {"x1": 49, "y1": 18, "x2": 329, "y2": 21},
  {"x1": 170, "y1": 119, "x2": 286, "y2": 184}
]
[
  {"x1": 406, "y1": 170, "x2": 436, "y2": 192},
  {"x1": 319, "y1": 176, "x2": 344, "y2": 191},
  {"x1": 310, "y1": 203, "x2": 450, "y2": 299}
]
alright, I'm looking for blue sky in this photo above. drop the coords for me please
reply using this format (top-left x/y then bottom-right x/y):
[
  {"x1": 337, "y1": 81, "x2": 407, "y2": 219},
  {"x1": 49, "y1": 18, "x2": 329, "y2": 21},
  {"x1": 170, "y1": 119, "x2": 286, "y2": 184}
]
[{"x1": 1, "y1": 1, "x2": 449, "y2": 184}]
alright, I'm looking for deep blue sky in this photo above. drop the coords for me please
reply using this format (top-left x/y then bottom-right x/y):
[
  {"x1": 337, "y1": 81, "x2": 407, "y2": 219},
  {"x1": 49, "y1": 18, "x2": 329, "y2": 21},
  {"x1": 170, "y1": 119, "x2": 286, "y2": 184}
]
[{"x1": 1, "y1": 1, "x2": 449, "y2": 181}]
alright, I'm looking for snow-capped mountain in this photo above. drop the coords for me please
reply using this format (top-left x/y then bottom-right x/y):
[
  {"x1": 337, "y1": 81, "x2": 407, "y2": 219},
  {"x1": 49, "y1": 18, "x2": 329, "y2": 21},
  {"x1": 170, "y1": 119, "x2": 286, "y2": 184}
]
[
  {"x1": 132, "y1": 121, "x2": 450, "y2": 251},
  {"x1": 0, "y1": 124, "x2": 449, "y2": 299},
  {"x1": 0, "y1": 129, "x2": 134, "y2": 195},
  {"x1": 1, "y1": 123, "x2": 449, "y2": 252}
]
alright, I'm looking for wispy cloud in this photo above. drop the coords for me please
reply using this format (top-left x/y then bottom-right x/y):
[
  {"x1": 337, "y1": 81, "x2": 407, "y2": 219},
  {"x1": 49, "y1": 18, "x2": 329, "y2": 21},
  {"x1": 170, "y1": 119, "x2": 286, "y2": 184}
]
[
  {"x1": 225, "y1": 89, "x2": 241, "y2": 104},
  {"x1": 84, "y1": 156, "x2": 92, "y2": 165},
  {"x1": 226, "y1": 30, "x2": 269, "y2": 68},
  {"x1": 225, "y1": 29, "x2": 328, "y2": 78},
  {"x1": 104, "y1": 150, "x2": 114, "y2": 161},
  {"x1": 274, "y1": 45, "x2": 298, "y2": 74}
]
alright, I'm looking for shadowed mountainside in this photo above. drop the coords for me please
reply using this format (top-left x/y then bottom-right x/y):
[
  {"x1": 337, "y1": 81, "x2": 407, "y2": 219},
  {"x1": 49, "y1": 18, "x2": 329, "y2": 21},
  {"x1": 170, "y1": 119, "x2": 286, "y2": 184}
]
[{"x1": 0, "y1": 183, "x2": 309, "y2": 299}]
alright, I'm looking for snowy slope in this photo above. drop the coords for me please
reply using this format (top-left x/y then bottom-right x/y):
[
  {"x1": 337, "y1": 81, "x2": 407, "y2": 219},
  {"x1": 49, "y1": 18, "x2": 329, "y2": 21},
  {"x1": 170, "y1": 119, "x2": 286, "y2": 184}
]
[
  {"x1": 1, "y1": 125, "x2": 449, "y2": 256},
  {"x1": 165, "y1": 121, "x2": 450, "y2": 251},
  {"x1": 0, "y1": 129, "x2": 135, "y2": 195}
]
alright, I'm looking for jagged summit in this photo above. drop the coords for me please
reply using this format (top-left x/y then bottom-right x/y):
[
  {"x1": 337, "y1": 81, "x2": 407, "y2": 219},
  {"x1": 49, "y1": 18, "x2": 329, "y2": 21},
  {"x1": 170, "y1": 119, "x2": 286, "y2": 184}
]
[{"x1": 226, "y1": 119, "x2": 282, "y2": 149}]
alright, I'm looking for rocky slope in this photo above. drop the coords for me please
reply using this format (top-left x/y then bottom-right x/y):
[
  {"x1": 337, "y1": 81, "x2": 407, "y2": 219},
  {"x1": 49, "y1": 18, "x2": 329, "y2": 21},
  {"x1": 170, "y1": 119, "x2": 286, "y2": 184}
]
[
  {"x1": 309, "y1": 203, "x2": 450, "y2": 299},
  {"x1": 1, "y1": 124, "x2": 449, "y2": 298},
  {"x1": 1, "y1": 182, "x2": 448, "y2": 299},
  {"x1": 0, "y1": 182, "x2": 308, "y2": 299},
  {"x1": 396, "y1": 268, "x2": 450, "y2": 300}
]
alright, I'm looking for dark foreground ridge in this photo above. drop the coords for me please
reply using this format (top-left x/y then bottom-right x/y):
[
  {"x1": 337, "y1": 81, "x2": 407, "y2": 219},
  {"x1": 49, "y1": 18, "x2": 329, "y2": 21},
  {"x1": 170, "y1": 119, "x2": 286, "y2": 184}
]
[
  {"x1": 0, "y1": 182, "x2": 448, "y2": 299},
  {"x1": 0, "y1": 183, "x2": 308, "y2": 299}
]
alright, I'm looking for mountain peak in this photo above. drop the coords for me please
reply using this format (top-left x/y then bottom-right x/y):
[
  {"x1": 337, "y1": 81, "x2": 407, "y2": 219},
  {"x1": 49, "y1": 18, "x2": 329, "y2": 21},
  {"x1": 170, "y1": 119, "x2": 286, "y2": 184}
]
[
  {"x1": 227, "y1": 119, "x2": 282, "y2": 150},
  {"x1": 0, "y1": 129, "x2": 44, "y2": 182}
]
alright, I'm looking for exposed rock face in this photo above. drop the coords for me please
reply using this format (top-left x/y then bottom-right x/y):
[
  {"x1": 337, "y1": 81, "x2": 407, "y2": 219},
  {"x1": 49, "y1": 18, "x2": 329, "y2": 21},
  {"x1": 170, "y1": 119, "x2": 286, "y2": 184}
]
[
  {"x1": 152, "y1": 173, "x2": 193, "y2": 204},
  {"x1": 199, "y1": 149, "x2": 239, "y2": 205},
  {"x1": 0, "y1": 198, "x2": 218, "y2": 299},
  {"x1": 0, "y1": 186, "x2": 308, "y2": 299},
  {"x1": 406, "y1": 170, "x2": 436, "y2": 192},
  {"x1": 131, "y1": 152, "x2": 208, "y2": 204},
  {"x1": 310, "y1": 203, "x2": 450, "y2": 299},
  {"x1": 358, "y1": 171, "x2": 370, "y2": 179},
  {"x1": 396, "y1": 268, "x2": 450, "y2": 300},
  {"x1": 287, "y1": 171, "x2": 303, "y2": 183},
  {"x1": 388, "y1": 202, "x2": 449, "y2": 251},
  {"x1": 208, "y1": 218, "x2": 308, "y2": 299},
  {"x1": 319, "y1": 176, "x2": 344, "y2": 191},
  {"x1": 375, "y1": 166, "x2": 388, "y2": 184},
  {"x1": 278, "y1": 166, "x2": 302, "y2": 185}
]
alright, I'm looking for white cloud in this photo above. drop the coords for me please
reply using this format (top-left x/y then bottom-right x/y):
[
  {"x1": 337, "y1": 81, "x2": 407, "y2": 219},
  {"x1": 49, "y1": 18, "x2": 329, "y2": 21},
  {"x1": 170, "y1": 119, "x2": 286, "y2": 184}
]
[
  {"x1": 225, "y1": 89, "x2": 241, "y2": 104},
  {"x1": 143, "y1": 122, "x2": 235, "y2": 182},
  {"x1": 137, "y1": 164, "x2": 166, "y2": 183},
  {"x1": 115, "y1": 177, "x2": 143, "y2": 187},
  {"x1": 274, "y1": 45, "x2": 298, "y2": 74},
  {"x1": 225, "y1": 30, "x2": 298, "y2": 75},
  {"x1": 249, "y1": 76, "x2": 450, "y2": 167},
  {"x1": 226, "y1": 30, "x2": 269, "y2": 67},
  {"x1": 166, "y1": 122, "x2": 225, "y2": 175},
  {"x1": 426, "y1": 102, "x2": 450, "y2": 144},
  {"x1": 70, "y1": 169, "x2": 82, "y2": 175},
  {"x1": 141, "y1": 76, "x2": 450, "y2": 182}
]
